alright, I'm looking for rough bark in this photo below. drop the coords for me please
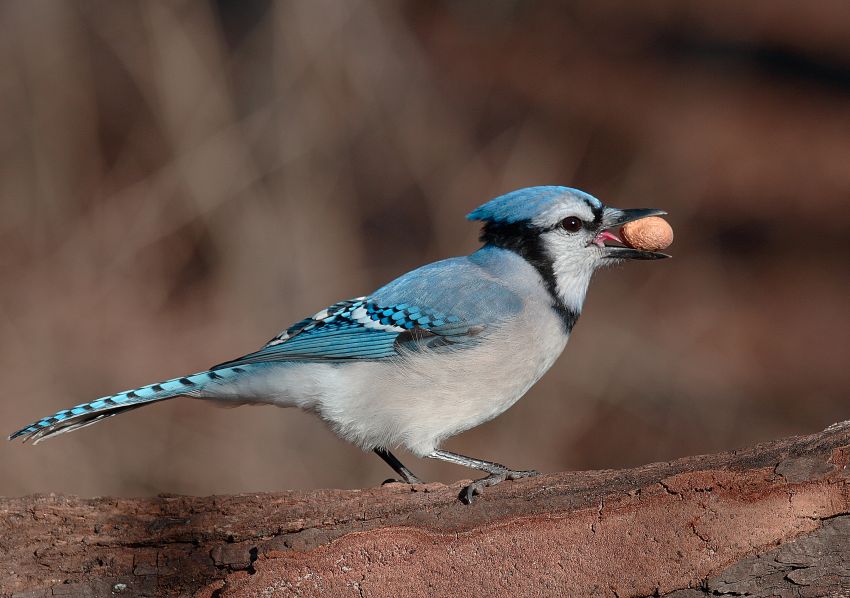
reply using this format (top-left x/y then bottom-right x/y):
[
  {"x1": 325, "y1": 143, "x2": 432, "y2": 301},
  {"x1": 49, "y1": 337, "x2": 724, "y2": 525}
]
[{"x1": 2, "y1": 422, "x2": 850, "y2": 598}]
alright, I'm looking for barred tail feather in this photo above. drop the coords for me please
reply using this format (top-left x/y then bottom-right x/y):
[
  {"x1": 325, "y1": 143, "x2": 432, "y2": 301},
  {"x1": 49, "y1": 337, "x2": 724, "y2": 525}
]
[{"x1": 8, "y1": 370, "x2": 223, "y2": 444}]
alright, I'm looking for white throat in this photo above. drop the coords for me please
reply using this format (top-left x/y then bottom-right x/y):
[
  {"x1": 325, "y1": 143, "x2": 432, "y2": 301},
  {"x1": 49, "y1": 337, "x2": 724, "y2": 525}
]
[
  {"x1": 552, "y1": 257, "x2": 594, "y2": 314},
  {"x1": 546, "y1": 238, "x2": 597, "y2": 315}
]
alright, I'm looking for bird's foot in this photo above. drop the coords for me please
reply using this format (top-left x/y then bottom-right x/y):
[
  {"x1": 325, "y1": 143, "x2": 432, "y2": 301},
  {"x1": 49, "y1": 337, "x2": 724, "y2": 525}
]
[
  {"x1": 460, "y1": 469, "x2": 540, "y2": 504},
  {"x1": 381, "y1": 473, "x2": 423, "y2": 486}
]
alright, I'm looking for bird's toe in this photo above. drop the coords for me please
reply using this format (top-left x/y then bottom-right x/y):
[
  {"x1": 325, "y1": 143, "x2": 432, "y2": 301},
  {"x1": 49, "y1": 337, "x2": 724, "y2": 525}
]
[{"x1": 505, "y1": 469, "x2": 540, "y2": 480}]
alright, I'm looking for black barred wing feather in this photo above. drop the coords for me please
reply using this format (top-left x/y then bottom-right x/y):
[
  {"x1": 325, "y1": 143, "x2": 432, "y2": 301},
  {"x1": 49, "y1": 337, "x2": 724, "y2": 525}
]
[{"x1": 212, "y1": 298, "x2": 481, "y2": 369}]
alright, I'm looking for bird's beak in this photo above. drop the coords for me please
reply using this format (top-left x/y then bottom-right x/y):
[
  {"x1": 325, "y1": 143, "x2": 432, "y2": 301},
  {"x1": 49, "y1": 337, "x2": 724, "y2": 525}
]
[{"x1": 593, "y1": 207, "x2": 671, "y2": 260}]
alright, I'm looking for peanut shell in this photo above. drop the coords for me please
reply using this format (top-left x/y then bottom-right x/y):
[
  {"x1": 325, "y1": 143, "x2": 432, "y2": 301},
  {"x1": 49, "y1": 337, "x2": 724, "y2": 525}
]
[{"x1": 621, "y1": 216, "x2": 673, "y2": 251}]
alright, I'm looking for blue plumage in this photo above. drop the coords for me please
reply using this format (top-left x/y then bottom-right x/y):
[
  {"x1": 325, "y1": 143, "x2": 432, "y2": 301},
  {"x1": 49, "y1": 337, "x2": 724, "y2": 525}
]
[
  {"x1": 213, "y1": 298, "x2": 474, "y2": 367},
  {"x1": 9, "y1": 368, "x2": 245, "y2": 443},
  {"x1": 467, "y1": 185, "x2": 602, "y2": 224}
]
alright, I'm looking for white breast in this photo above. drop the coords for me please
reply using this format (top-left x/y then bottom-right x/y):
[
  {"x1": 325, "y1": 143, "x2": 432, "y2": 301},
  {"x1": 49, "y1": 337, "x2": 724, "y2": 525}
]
[{"x1": 216, "y1": 298, "x2": 569, "y2": 457}]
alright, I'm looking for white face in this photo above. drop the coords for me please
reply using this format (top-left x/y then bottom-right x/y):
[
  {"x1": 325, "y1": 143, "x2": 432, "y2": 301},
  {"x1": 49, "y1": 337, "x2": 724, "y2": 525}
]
[
  {"x1": 531, "y1": 195, "x2": 667, "y2": 312},
  {"x1": 537, "y1": 215, "x2": 603, "y2": 314},
  {"x1": 474, "y1": 188, "x2": 667, "y2": 316}
]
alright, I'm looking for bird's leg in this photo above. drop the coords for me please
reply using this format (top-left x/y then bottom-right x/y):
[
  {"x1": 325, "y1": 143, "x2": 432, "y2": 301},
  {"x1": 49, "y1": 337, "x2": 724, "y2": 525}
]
[
  {"x1": 374, "y1": 448, "x2": 422, "y2": 484},
  {"x1": 427, "y1": 449, "x2": 540, "y2": 504}
]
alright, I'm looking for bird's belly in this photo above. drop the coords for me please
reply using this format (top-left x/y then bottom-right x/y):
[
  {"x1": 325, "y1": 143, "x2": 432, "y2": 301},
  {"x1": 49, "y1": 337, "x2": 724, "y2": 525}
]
[{"x1": 313, "y1": 314, "x2": 568, "y2": 455}]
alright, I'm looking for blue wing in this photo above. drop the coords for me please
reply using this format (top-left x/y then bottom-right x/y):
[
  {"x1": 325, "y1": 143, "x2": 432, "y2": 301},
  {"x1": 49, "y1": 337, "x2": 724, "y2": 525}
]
[
  {"x1": 213, "y1": 253, "x2": 528, "y2": 368},
  {"x1": 211, "y1": 297, "x2": 480, "y2": 368}
]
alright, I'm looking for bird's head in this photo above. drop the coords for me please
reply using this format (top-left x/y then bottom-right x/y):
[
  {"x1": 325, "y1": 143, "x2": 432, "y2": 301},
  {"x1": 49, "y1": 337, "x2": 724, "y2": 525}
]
[{"x1": 468, "y1": 186, "x2": 669, "y2": 320}]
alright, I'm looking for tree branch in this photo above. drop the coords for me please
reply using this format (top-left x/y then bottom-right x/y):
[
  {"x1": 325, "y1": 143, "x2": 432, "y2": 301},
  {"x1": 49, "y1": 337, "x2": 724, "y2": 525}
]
[{"x1": 3, "y1": 421, "x2": 850, "y2": 597}]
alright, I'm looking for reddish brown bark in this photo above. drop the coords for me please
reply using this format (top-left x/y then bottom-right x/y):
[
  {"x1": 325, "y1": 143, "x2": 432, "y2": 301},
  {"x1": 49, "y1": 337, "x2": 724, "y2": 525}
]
[{"x1": 3, "y1": 422, "x2": 850, "y2": 597}]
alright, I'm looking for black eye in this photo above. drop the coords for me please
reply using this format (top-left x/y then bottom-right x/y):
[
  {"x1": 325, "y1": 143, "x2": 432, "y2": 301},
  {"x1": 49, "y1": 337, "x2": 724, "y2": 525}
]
[{"x1": 561, "y1": 217, "x2": 583, "y2": 233}]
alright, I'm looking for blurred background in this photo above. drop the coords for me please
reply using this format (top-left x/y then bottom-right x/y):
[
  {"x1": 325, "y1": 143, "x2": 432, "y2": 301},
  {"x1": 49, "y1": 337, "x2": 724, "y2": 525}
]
[{"x1": 2, "y1": 0, "x2": 849, "y2": 498}]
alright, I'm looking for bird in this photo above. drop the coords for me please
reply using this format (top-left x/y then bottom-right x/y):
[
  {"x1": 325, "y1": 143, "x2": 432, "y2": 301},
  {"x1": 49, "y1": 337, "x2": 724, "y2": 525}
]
[{"x1": 9, "y1": 186, "x2": 669, "y2": 503}]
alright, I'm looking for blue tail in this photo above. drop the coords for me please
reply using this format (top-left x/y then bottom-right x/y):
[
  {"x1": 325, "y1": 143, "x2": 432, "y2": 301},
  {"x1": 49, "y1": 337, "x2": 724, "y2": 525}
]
[{"x1": 9, "y1": 369, "x2": 234, "y2": 444}]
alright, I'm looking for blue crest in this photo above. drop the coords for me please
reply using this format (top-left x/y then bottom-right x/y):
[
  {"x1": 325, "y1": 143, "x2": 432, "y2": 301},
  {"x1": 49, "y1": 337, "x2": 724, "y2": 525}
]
[{"x1": 467, "y1": 186, "x2": 603, "y2": 224}]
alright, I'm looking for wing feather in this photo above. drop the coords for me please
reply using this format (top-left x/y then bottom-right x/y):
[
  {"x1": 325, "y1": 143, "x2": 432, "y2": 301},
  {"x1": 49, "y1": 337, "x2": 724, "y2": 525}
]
[{"x1": 212, "y1": 298, "x2": 481, "y2": 369}]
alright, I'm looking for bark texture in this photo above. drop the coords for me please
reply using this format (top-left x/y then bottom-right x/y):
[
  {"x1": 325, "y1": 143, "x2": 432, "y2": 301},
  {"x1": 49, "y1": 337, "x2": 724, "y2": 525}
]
[{"x1": 3, "y1": 422, "x2": 850, "y2": 598}]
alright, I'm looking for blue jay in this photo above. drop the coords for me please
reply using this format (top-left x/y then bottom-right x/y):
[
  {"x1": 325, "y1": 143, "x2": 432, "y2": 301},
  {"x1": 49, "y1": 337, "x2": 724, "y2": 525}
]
[{"x1": 10, "y1": 186, "x2": 669, "y2": 503}]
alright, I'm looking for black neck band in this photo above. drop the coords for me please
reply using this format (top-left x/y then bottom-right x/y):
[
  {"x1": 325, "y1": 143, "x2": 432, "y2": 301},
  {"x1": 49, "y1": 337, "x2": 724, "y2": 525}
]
[{"x1": 479, "y1": 222, "x2": 579, "y2": 332}]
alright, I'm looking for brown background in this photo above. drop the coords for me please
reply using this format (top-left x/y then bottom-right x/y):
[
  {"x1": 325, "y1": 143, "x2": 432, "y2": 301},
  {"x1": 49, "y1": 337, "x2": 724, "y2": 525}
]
[{"x1": 1, "y1": 0, "x2": 848, "y2": 498}]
